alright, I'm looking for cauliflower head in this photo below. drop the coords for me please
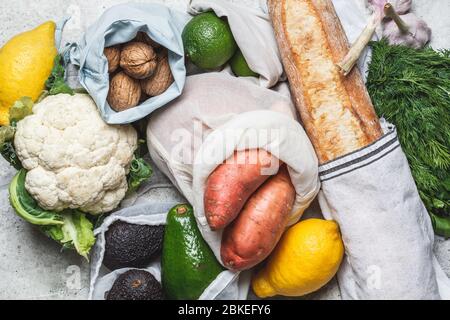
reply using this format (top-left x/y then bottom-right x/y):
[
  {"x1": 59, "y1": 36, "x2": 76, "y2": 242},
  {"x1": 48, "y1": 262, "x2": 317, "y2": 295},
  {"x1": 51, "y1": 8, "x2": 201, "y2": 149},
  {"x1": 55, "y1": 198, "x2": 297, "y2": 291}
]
[{"x1": 14, "y1": 94, "x2": 138, "y2": 215}]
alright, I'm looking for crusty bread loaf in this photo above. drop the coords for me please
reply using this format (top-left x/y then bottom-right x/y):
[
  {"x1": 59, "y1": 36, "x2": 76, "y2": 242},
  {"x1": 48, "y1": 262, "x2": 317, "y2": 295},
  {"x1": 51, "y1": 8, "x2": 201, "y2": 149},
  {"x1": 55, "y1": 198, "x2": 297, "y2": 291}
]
[{"x1": 268, "y1": 0, "x2": 383, "y2": 163}]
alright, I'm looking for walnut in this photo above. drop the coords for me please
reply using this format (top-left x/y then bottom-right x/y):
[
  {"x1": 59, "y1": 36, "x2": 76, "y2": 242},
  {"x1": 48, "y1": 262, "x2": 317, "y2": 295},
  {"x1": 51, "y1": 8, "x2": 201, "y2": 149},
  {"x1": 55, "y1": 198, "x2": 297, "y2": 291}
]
[
  {"x1": 120, "y1": 42, "x2": 157, "y2": 79},
  {"x1": 134, "y1": 32, "x2": 161, "y2": 49},
  {"x1": 140, "y1": 52, "x2": 174, "y2": 96},
  {"x1": 107, "y1": 72, "x2": 142, "y2": 112},
  {"x1": 104, "y1": 45, "x2": 121, "y2": 73}
]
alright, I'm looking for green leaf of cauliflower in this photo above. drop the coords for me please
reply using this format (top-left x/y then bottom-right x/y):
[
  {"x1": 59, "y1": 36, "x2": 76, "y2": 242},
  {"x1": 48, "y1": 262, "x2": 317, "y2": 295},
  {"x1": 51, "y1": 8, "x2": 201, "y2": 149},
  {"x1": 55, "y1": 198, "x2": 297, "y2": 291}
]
[
  {"x1": 9, "y1": 169, "x2": 63, "y2": 225},
  {"x1": 10, "y1": 169, "x2": 95, "y2": 259},
  {"x1": 42, "y1": 212, "x2": 96, "y2": 260},
  {"x1": 127, "y1": 157, "x2": 153, "y2": 194}
]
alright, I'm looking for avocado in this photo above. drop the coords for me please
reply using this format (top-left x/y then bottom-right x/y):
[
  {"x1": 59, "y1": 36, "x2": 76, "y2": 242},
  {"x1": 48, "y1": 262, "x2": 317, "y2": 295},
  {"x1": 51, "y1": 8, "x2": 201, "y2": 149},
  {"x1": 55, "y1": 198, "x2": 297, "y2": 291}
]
[
  {"x1": 161, "y1": 204, "x2": 223, "y2": 300},
  {"x1": 106, "y1": 269, "x2": 164, "y2": 300},
  {"x1": 103, "y1": 221, "x2": 164, "y2": 270}
]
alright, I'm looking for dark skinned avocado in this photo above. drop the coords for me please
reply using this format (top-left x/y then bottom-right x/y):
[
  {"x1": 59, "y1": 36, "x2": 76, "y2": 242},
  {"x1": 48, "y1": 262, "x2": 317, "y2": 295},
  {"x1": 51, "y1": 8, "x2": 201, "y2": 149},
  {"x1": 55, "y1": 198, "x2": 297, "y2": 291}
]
[
  {"x1": 106, "y1": 269, "x2": 164, "y2": 300},
  {"x1": 103, "y1": 221, "x2": 164, "y2": 270},
  {"x1": 161, "y1": 204, "x2": 223, "y2": 300}
]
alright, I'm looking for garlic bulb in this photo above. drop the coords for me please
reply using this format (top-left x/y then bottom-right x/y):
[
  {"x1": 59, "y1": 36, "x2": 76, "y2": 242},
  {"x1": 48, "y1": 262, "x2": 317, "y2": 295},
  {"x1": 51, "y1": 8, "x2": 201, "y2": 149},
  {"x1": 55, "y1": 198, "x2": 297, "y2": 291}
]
[
  {"x1": 338, "y1": 0, "x2": 387, "y2": 75},
  {"x1": 367, "y1": 0, "x2": 412, "y2": 15},
  {"x1": 383, "y1": 13, "x2": 432, "y2": 49},
  {"x1": 387, "y1": 0, "x2": 412, "y2": 15},
  {"x1": 367, "y1": 0, "x2": 388, "y2": 17},
  {"x1": 338, "y1": 0, "x2": 429, "y2": 75}
]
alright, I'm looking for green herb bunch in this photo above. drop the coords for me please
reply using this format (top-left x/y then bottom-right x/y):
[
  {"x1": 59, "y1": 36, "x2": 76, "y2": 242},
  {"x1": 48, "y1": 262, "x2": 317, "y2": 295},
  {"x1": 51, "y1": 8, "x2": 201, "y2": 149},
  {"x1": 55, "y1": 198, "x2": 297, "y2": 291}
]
[{"x1": 367, "y1": 40, "x2": 450, "y2": 237}]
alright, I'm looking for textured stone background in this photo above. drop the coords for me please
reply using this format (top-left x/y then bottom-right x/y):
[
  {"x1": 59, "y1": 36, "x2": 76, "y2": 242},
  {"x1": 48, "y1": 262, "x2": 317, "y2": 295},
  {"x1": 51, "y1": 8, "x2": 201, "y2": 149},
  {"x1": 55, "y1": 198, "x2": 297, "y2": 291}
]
[{"x1": 0, "y1": 0, "x2": 448, "y2": 300}]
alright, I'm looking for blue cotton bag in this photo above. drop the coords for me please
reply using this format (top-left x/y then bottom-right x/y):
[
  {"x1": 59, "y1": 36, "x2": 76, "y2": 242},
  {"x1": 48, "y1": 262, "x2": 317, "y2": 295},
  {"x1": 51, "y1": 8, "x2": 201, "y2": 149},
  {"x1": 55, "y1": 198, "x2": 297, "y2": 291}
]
[{"x1": 62, "y1": 3, "x2": 190, "y2": 124}]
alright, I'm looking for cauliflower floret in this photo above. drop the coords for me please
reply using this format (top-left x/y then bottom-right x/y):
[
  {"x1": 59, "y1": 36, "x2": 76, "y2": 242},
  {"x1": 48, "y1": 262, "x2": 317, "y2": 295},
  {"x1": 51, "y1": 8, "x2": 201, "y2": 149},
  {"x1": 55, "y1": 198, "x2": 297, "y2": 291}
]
[{"x1": 14, "y1": 94, "x2": 137, "y2": 215}]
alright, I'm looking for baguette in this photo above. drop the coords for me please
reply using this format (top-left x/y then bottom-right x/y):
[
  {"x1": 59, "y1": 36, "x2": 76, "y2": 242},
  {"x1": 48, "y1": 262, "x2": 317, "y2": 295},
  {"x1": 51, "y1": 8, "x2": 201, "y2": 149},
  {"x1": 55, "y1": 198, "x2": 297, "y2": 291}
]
[{"x1": 268, "y1": 0, "x2": 383, "y2": 163}]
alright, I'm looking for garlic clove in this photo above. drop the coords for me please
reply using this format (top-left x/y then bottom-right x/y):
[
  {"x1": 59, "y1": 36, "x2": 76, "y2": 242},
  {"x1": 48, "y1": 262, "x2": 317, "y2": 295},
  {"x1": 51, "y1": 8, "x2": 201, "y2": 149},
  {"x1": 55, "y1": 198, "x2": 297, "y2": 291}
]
[
  {"x1": 367, "y1": 0, "x2": 388, "y2": 17},
  {"x1": 389, "y1": 0, "x2": 412, "y2": 15}
]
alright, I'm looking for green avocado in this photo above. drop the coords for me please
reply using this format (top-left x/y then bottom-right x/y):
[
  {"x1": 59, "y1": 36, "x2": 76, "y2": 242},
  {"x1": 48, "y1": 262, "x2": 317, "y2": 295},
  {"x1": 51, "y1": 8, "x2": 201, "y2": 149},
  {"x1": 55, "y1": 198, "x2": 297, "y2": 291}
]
[
  {"x1": 106, "y1": 269, "x2": 164, "y2": 300},
  {"x1": 161, "y1": 204, "x2": 223, "y2": 300},
  {"x1": 103, "y1": 221, "x2": 164, "y2": 270}
]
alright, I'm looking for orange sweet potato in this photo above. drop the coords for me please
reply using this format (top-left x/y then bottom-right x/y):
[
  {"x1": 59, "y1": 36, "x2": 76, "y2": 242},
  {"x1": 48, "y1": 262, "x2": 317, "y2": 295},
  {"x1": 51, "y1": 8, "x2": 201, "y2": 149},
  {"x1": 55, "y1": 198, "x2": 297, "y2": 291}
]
[
  {"x1": 220, "y1": 165, "x2": 296, "y2": 271},
  {"x1": 204, "y1": 149, "x2": 280, "y2": 230}
]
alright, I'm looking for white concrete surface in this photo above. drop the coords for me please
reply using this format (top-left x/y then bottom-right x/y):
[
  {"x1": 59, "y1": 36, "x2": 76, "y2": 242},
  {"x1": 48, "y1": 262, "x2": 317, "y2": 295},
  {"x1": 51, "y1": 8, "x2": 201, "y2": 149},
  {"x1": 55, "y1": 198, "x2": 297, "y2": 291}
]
[{"x1": 0, "y1": 0, "x2": 448, "y2": 300}]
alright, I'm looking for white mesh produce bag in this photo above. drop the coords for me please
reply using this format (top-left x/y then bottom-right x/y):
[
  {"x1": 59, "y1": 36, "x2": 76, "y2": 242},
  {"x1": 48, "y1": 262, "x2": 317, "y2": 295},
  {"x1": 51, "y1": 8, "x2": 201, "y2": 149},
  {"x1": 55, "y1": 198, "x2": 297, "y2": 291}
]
[
  {"x1": 89, "y1": 163, "x2": 251, "y2": 300},
  {"x1": 89, "y1": 199, "x2": 252, "y2": 300},
  {"x1": 89, "y1": 201, "x2": 169, "y2": 300}
]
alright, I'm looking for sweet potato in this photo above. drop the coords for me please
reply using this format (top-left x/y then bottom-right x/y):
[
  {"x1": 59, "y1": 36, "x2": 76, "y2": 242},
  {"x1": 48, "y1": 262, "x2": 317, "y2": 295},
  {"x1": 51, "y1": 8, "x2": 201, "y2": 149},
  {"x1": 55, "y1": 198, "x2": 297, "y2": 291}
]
[
  {"x1": 220, "y1": 165, "x2": 296, "y2": 271},
  {"x1": 204, "y1": 149, "x2": 280, "y2": 230}
]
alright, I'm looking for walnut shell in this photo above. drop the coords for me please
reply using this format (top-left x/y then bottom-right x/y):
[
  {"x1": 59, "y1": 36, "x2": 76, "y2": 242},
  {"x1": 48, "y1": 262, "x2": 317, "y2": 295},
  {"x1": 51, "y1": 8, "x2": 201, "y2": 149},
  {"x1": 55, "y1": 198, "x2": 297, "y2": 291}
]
[
  {"x1": 104, "y1": 45, "x2": 121, "y2": 73},
  {"x1": 120, "y1": 42, "x2": 157, "y2": 79},
  {"x1": 140, "y1": 53, "x2": 174, "y2": 96},
  {"x1": 134, "y1": 32, "x2": 161, "y2": 49},
  {"x1": 107, "y1": 72, "x2": 142, "y2": 112}
]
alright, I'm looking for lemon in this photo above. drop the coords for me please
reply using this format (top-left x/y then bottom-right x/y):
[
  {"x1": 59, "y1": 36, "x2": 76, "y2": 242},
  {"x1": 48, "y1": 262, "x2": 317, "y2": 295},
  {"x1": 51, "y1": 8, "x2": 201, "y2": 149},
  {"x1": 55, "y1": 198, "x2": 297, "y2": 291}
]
[
  {"x1": 182, "y1": 12, "x2": 237, "y2": 70},
  {"x1": 0, "y1": 21, "x2": 57, "y2": 125},
  {"x1": 252, "y1": 219, "x2": 344, "y2": 298}
]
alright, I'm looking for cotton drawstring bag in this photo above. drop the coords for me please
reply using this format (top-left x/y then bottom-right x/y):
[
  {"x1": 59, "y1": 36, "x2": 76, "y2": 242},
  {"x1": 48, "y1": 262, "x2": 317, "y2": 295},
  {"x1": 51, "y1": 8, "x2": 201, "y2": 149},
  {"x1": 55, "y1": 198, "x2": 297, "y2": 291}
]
[
  {"x1": 62, "y1": 3, "x2": 190, "y2": 124},
  {"x1": 188, "y1": 0, "x2": 284, "y2": 88},
  {"x1": 318, "y1": 120, "x2": 450, "y2": 299},
  {"x1": 146, "y1": 72, "x2": 321, "y2": 298}
]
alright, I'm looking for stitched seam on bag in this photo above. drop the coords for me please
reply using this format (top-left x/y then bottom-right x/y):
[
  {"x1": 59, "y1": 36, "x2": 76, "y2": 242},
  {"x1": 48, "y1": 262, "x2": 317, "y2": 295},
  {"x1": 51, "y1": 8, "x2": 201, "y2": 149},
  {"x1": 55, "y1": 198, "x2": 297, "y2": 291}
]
[
  {"x1": 319, "y1": 137, "x2": 398, "y2": 177},
  {"x1": 319, "y1": 128, "x2": 397, "y2": 168},
  {"x1": 321, "y1": 144, "x2": 400, "y2": 182},
  {"x1": 321, "y1": 142, "x2": 399, "y2": 181},
  {"x1": 318, "y1": 132, "x2": 398, "y2": 173}
]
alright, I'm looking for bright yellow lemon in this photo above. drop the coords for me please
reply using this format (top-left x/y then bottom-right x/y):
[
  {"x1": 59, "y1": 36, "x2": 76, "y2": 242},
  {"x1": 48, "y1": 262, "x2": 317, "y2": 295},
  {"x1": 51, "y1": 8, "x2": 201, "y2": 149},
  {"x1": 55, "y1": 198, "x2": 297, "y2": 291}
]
[
  {"x1": 0, "y1": 21, "x2": 57, "y2": 125},
  {"x1": 252, "y1": 218, "x2": 344, "y2": 298}
]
